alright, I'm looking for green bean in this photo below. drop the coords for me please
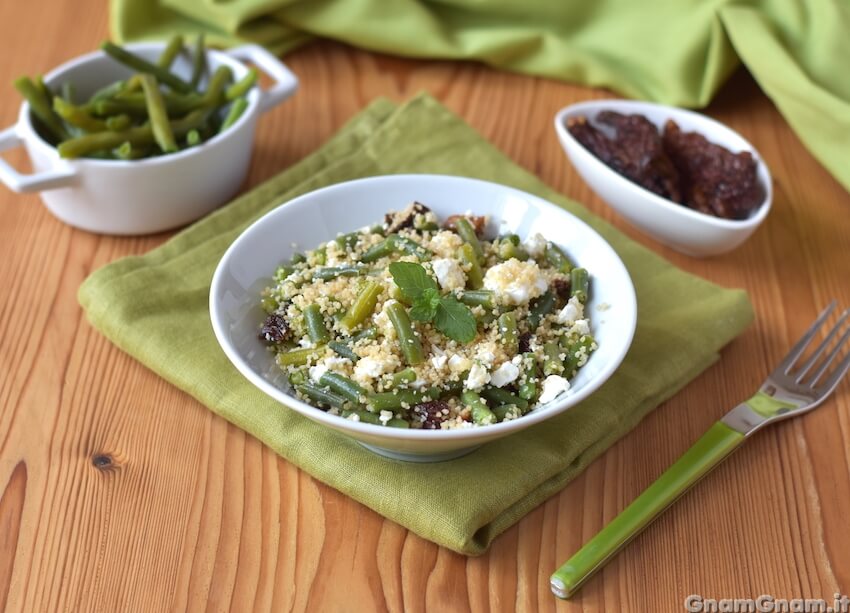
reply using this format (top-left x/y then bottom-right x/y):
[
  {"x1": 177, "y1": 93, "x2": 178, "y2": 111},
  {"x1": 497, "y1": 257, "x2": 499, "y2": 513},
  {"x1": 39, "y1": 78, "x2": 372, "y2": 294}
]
[
  {"x1": 349, "y1": 326, "x2": 378, "y2": 343},
  {"x1": 89, "y1": 80, "x2": 126, "y2": 102},
  {"x1": 498, "y1": 312, "x2": 518, "y2": 355},
  {"x1": 386, "y1": 301, "x2": 424, "y2": 366},
  {"x1": 319, "y1": 372, "x2": 366, "y2": 404},
  {"x1": 157, "y1": 35, "x2": 184, "y2": 69},
  {"x1": 105, "y1": 114, "x2": 132, "y2": 131},
  {"x1": 312, "y1": 265, "x2": 365, "y2": 281},
  {"x1": 367, "y1": 389, "x2": 438, "y2": 412},
  {"x1": 186, "y1": 129, "x2": 201, "y2": 147},
  {"x1": 517, "y1": 353, "x2": 539, "y2": 402},
  {"x1": 543, "y1": 341, "x2": 564, "y2": 376},
  {"x1": 91, "y1": 90, "x2": 206, "y2": 116},
  {"x1": 52, "y1": 97, "x2": 106, "y2": 132},
  {"x1": 57, "y1": 107, "x2": 211, "y2": 158},
  {"x1": 481, "y1": 386, "x2": 529, "y2": 411},
  {"x1": 114, "y1": 141, "x2": 150, "y2": 160},
  {"x1": 290, "y1": 252, "x2": 307, "y2": 264},
  {"x1": 389, "y1": 234, "x2": 432, "y2": 261},
  {"x1": 100, "y1": 41, "x2": 193, "y2": 93},
  {"x1": 220, "y1": 97, "x2": 248, "y2": 133},
  {"x1": 503, "y1": 233, "x2": 521, "y2": 246},
  {"x1": 139, "y1": 74, "x2": 177, "y2": 153},
  {"x1": 13, "y1": 77, "x2": 68, "y2": 142},
  {"x1": 340, "y1": 281, "x2": 382, "y2": 332},
  {"x1": 498, "y1": 239, "x2": 528, "y2": 261},
  {"x1": 296, "y1": 383, "x2": 347, "y2": 410},
  {"x1": 261, "y1": 295, "x2": 278, "y2": 314},
  {"x1": 562, "y1": 334, "x2": 596, "y2": 376},
  {"x1": 570, "y1": 267, "x2": 589, "y2": 304},
  {"x1": 461, "y1": 391, "x2": 496, "y2": 425},
  {"x1": 527, "y1": 290, "x2": 555, "y2": 331},
  {"x1": 60, "y1": 81, "x2": 75, "y2": 103},
  {"x1": 274, "y1": 264, "x2": 294, "y2": 282},
  {"x1": 313, "y1": 246, "x2": 327, "y2": 265},
  {"x1": 190, "y1": 34, "x2": 206, "y2": 89},
  {"x1": 390, "y1": 368, "x2": 417, "y2": 388},
  {"x1": 492, "y1": 404, "x2": 522, "y2": 422},
  {"x1": 438, "y1": 379, "x2": 465, "y2": 399},
  {"x1": 359, "y1": 239, "x2": 394, "y2": 263},
  {"x1": 476, "y1": 309, "x2": 499, "y2": 326},
  {"x1": 303, "y1": 304, "x2": 330, "y2": 344},
  {"x1": 334, "y1": 231, "x2": 360, "y2": 250},
  {"x1": 342, "y1": 409, "x2": 381, "y2": 425},
  {"x1": 545, "y1": 242, "x2": 573, "y2": 274},
  {"x1": 387, "y1": 418, "x2": 410, "y2": 428},
  {"x1": 458, "y1": 243, "x2": 484, "y2": 289},
  {"x1": 276, "y1": 345, "x2": 325, "y2": 367},
  {"x1": 454, "y1": 217, "x2": 484, "y2": 262},
  {"x1": 288, "y1": 369, "x2": 307, "y2": 386},
  {"x1": 459, "y1": 289, "x2": 494, "y2": 309},
  {"x1": 226, "y1": 68, "x2": 258, "y2": 101},
  {"x1": 203, "y1": 65, "x2": 232, "y2": 106},
  {"x1": 328, "y1": 341, "x2": 359, "y2": 362}
]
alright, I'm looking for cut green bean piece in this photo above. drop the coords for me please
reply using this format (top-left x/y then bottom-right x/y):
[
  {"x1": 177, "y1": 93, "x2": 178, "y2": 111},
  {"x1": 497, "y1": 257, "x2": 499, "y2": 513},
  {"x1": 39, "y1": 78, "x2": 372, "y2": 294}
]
[
  {"x1": 101, "y1": 41, "x2": 192, "y2": 93},
  {"x1": 296, "y1": 383, "x2": 347, "y2": 410},
  {"x1": 260, "y1": 295, "x2": 278, "y2": 314},
  {"x1": 288, "y1": 370, "x2": 307, "y2": 386},
  {"x1": 114, "y1": 141, "x2": 150, "y2": 160},
  {"x1": 312, "y1": 265, "x2": 365, "y2": 281},
  {"x1": 158, "y1": 35, "x2": 184, "y2": 69},
  {"x1": 517, "y1": 353, "x2": 539, "y2": 402},
  {"x1": 340, "y1": 281, "x2": 382, "y2": 332},
  {"x1": 386, "y1": 301, "x2": 424, "y2": 366},
  {"x1": 203, "y1": 65, "x2": 232, "y2": 106},
  {"x1": 563, "y1": 334, "x2": 596, "y2": 376},
  {"x1": 328, "y1": 341, "x2": 359, "y2": 362},
  {"x1": 461, "y1": 391, "x2": 496, "y2": 425},
  {"x1": 303, "y1": 304, "x2": 330, "y2": 344},
  {"x1": 139, "y1": 74, "x2": 177, "y2": 153},
  {"x1": 543, "y1": 341, "x2": 564, "y2": 376},
  {"x1": 319, "y1": 372, "x2": 366, "y2": 404},
  {"x1": 459, "y1": 290, "x2": 494, "y2": 309},
  {"x1": 190, "y1": 34, "x2": 206, "y2": 89},
  {"x1": 367, "y1": 389, "x2": 437, "y2": 412},
  {"x1": 454, "y1": 217, "x2": 484, "y2": 262},
  {"x1": 498, "y1": 311, "x2": 518, "y2": 355},
  {"x1": 290, "y1": 252, "x2": 307, "y2": 264},
  {"x1": 545, "y1": 242, "x2": 574, "y2": 274},
  {"x1": 492, "y1": 404, "x2": 522, "y2": 422},
  {"x1": 349, "y1": 326, "x2": 378, "y2": 343},
  {"x1": 220, "y1": 97, "x2": 248, "y2": 133},
  {"x1": 570, "y1": 267, "x2": 589, "y2": 304},
  {"x1": 387, "y1": 418, "x2": 410, "y2": 429},
  {"x1": 277, "y1": 345, "x2": 325, "y2": 367},
  {"x1": 528, "y1": 290, "x2": 555, "y2": 331},
  {"x1": 458, "y1": 243, "x2": 484, "y2": 289},
  {"x1": 388, "y1": 234, "x2": 432, "y2": 261},
  {"x1": 498, "y1": 239, "x2": 529, "y2": 261},
  {"x1": 52, "y1": 98, "x2": 106, "y2": 132},
  {"x1": 90, "y1": 80, "x2": 126, "y2": 102},
  {"x1": 481, "y1": 386, "x2": 529, "y2": 411},
  {"x1": 390, "y1": 368, "x2": 417, "y2": 388},
  {"x1": 341, "y1": 409, "x2": 381, "y2": 425},
  {"x1": 105, "y1": 114, "x2": 132, "y2": 131},
  {"x1": 226, "y1": 68, "x2": 258, "y2": 100},
  {"x1": 14, "y1": 77, "x2": 68, "y2": 142},
  {"x1": 186, "y1": 129, "x2": 201, "y2": 146},
  {"x1": 334, "y1": 231, "x2": 360, "y2": 250},
  {"x1": 359, "y1": 239, "x2": 394, "y2": 263}
]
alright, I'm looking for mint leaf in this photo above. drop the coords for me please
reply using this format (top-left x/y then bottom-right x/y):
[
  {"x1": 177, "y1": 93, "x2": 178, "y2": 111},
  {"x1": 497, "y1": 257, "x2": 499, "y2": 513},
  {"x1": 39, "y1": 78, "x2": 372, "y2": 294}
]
[
  {"x1": 388, "y1": 261, "x2": 437, "y2": 301},
  {"x1": 435, "y1": 297, "x2": 477, "y2": 344},
  {"x1": 409, "y1": 287, "x2": 441, "y2": 322}
]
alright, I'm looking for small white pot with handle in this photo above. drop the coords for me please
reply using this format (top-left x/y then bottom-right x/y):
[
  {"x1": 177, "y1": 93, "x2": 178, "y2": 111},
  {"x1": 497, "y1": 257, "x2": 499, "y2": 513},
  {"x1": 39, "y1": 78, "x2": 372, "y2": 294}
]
[{"x1": 0, "y1": 42, "x2": 298, "y2": 235}]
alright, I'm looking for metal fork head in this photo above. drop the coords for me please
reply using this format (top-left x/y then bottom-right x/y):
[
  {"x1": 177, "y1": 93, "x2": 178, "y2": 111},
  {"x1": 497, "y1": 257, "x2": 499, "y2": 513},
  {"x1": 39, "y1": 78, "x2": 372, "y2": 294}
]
[{"x1": 761, "y1": 301, "x2": 850, "y2": 418}]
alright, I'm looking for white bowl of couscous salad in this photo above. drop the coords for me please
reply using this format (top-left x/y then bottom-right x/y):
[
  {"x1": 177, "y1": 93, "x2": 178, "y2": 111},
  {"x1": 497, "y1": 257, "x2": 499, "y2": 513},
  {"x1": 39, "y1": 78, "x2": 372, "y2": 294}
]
[{"x1": 210, "y1": 174, "x2": 636, "y2": 462}]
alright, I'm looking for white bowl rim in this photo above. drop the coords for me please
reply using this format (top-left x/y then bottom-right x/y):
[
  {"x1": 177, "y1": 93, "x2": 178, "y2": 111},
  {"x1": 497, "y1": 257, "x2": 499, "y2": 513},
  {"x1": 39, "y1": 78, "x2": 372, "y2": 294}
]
[
  {"x1": 553, "y1": 99, "x2": 773, "y2": 231},
  {"x1": 18, "y1": 41, "x2": 260, "y2": 168},
  {"x1": 209, "y1": 173, "x2": 638, "y2": 442}
]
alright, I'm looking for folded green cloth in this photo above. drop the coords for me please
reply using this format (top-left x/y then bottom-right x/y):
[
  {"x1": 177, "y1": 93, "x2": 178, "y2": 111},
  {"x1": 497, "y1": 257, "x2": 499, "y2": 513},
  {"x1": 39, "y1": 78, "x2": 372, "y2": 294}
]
[
  {"x1": 110, "y1": 0, "x2": 850, "y2": 196},
  {"x1": 79, "y1": 94, "x2": 752, "y2": 554}
]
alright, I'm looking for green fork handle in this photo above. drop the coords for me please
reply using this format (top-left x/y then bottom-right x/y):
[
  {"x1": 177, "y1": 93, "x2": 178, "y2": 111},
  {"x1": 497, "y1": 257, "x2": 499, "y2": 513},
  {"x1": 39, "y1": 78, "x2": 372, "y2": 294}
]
[{"x1": 550, "y1": 421, "x2": 746, "y2": 599}]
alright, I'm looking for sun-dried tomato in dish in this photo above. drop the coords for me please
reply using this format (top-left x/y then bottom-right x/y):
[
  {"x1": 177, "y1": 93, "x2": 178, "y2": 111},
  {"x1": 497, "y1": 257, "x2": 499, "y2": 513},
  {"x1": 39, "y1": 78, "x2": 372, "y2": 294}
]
[{"x1": 567, "y1": 111, "x2": 764, "y2": 220}]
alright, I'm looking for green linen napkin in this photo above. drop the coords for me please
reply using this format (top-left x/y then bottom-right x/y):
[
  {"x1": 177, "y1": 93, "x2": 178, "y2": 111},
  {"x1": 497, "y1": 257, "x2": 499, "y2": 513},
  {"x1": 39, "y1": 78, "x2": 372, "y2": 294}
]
[
  {"x1": 109, "y1": 0, "x2": 850, "y2": 195},
  {"x1": 79, "y1": 94, "x2": 753, "y2": 555}
]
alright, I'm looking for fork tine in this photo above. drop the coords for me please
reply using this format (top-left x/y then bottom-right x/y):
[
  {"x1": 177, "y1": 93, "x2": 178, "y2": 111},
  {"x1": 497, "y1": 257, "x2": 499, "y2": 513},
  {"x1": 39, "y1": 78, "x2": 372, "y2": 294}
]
[
  {"x1": 817, "y1": 349, "x2": 850, "y2": 396},
  {"x1": 777, "y1": 301, "x2": 837, "y2": 374},
  {"x1": 796, "y1": 309, "x2": 850, "y2": 382},
  {"x1": 809, "y1": 324, "x2": 850, "y2": 387}
]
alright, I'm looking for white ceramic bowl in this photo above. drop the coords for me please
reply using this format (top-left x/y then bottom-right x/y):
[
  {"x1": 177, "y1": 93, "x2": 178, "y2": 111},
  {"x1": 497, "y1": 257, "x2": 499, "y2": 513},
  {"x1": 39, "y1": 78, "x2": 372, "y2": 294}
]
[
  {"x1": 554, "y1": 100, "x2": 772, "y2": 257},
  {"x1": 0, "y1": 42, "x2": 298, "y2": 235},
  {"x1": 210, "y1": 174, "x2": 637, "y2": 462}
]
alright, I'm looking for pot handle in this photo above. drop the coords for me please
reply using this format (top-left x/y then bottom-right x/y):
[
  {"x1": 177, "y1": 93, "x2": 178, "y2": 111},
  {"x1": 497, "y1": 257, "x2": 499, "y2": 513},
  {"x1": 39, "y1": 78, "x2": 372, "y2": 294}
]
[
  {"x1": 224, "y1": 45, "x2": 299, "y2": 114},
  {"x1": 0, "y1": 125, "x2": 76, "y2": 193}
]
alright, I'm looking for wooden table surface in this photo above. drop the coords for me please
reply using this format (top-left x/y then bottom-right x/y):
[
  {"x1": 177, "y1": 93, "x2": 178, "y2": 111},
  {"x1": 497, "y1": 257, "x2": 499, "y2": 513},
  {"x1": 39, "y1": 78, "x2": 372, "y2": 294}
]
[{"x1": 2, "y1": 3, "x2": 850, "y2": 612}]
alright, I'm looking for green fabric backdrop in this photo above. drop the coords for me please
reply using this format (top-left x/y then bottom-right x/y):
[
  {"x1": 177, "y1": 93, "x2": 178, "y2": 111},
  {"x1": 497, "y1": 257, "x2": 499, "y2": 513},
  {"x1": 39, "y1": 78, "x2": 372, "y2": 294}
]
[{"x1": 110, "y1": 0, "x2": 850, "y2": 194}]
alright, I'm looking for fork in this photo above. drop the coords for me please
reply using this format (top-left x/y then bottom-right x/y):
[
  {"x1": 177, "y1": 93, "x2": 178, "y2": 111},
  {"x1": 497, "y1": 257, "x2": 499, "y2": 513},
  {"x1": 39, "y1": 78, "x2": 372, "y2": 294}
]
[{"x1": 550, "y1": 302, "x2": 850, "y2": 599}]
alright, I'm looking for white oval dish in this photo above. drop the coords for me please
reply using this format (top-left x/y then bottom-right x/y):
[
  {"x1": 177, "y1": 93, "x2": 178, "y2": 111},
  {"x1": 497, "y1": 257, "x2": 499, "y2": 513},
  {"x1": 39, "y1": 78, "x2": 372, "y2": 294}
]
[
  {"x1": 209, "y1": 174, "x2": 637, "y2": 462},
  {"x1": 554, "y1": 100, "x2": 772, "y2": 257},
  {"x1": 0, "y1": 42, "x2": 298, "y2": 235}
]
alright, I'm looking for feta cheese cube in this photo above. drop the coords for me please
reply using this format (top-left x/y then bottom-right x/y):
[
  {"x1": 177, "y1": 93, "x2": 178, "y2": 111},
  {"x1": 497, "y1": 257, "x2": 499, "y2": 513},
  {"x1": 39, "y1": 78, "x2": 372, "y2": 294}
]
[
  {"x1": 483, "y1": 259, "x2": 547, "y2": 306},
  {"x1": 523, "y1": 232, "x2": 547, "y2": 257},
  {"x1": 557, "y1": 296, "x2": 584, "y2": 325},
  {"x1": 379, "y1": 410, "x2": 394, "y2": 425},
  {"x1": 353, "y1": 357, "x2": 387, "y2": 384},
  {"x1": 431, "y1": 258, "x2": 466, "y2": 291},
  {"x1": 431, "y1": 355, "x2": 448, "y2": 371},
  {"x1": 538, "y1": 375, "x2": 570, "y2": 404},
  {"x1": 465, "y1": 363, "x2": 490, "y2": 390},
  {"x1": 490, "y1": 361, "x2": 520, "y2": 387},
  {"x1": 309, "y1": 364, "x2": 328, "y2": 383},
  {"x1": 448, "y1": 355, "x2": 472, "y2": 373}
]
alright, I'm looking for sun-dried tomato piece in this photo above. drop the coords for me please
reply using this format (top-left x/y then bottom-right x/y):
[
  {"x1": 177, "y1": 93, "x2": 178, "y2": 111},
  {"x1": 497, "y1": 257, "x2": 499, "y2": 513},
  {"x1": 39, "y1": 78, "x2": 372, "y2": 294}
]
[
  {"x1": 551, "y1": 277, "x2": 571, "y2": 301},
  {"x1": 662, "y1": 120, "x2": 764, "y2": 220},
  {"x1": 411, "y1": 400, "x2": 450, "y2": 429},
  {"x1": 518, "y1": 331, "x2": 532, "y2": 354},
  {"x1": 259, "y1": 313, "x2": 289, "y2": 344},
  {"x1": 385, "y1": 201, "x2": 432, "y2": 233},
  {"x1": 444, "y1": 214, "x2": 487, "y2": 237},
  {"x1": 568, "y1": 112, "x2": 682, "y2": 203}
]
